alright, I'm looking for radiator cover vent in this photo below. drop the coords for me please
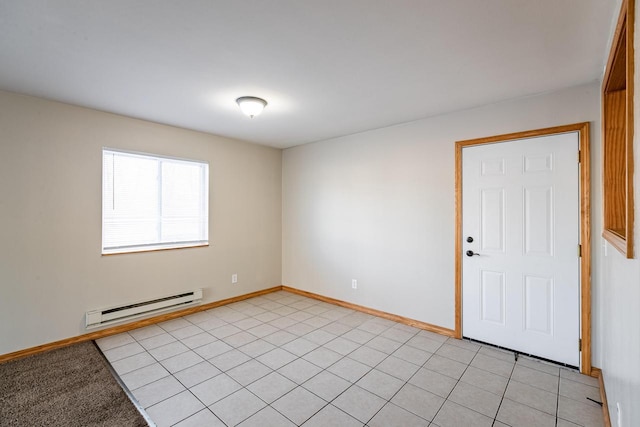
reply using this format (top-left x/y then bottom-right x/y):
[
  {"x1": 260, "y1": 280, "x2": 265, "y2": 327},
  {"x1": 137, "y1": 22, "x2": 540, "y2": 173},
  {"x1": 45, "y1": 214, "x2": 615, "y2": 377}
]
[{"x1": 86, "y1": 289, "x2": 203, "y2": 328}]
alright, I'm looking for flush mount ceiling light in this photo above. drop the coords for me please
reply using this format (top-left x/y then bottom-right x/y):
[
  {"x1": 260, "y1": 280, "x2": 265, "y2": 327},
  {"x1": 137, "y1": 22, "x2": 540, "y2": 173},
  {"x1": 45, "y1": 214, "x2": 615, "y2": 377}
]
[{"x1": 236, "y1": 96, "x2": 268, "y2": 118}]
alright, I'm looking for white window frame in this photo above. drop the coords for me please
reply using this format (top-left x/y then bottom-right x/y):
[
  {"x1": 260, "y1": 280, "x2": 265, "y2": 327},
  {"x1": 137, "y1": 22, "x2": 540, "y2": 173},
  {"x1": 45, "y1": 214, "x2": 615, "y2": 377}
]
[{"x1": 102, "y1": 148, "x2": 209, "y2": 255}]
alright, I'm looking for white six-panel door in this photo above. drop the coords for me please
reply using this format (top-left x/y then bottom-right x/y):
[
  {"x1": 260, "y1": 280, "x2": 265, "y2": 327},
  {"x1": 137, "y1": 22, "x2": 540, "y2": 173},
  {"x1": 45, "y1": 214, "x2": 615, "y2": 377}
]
[{"x1": 462, "y1": 132, "x2": 580, "y2": 366}]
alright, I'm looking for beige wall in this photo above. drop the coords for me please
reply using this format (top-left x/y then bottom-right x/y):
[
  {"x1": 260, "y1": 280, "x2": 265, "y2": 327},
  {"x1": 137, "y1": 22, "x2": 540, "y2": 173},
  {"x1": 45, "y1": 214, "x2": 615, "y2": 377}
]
[
  {"x1": 283, "y1": 83, "x2": 602, "y2": 357},
  {"x1": 0, "y1": 90, "x2": 282, "y2": 355}
]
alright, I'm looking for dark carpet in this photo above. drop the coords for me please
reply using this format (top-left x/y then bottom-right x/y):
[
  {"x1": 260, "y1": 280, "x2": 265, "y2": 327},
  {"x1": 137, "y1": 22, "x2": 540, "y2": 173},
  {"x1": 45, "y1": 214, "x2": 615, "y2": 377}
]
[{"x1": 0, "y1": 341, "x2": 148, "y2": 426}]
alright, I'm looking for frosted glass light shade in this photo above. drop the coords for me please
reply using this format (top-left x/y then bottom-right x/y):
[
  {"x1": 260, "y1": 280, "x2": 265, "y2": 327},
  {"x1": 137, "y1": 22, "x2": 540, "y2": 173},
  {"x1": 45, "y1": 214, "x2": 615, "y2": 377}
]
[{"x1": 236, "y1": 96, "x2": 267, "y2": 118}]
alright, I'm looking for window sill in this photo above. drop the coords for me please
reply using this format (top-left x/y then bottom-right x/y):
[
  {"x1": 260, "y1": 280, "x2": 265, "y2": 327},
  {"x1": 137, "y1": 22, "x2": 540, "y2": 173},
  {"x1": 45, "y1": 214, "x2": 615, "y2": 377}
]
[
  {"x1": 102, "y1": 242, "x2": 209, "y2": 256},
  {"x1": 602, "y1": 229, "x2": 632, "y2": 258}
]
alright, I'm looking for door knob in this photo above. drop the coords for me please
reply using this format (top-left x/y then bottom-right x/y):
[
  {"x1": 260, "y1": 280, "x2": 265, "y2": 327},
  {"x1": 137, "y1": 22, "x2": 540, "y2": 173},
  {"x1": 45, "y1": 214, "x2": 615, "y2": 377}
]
[
  {"x1": 466, "y1": 236, "x2": 474, "y2": 243},
  {"x1": 466, "y1": 250, "x2": 479, "y2": 257}
]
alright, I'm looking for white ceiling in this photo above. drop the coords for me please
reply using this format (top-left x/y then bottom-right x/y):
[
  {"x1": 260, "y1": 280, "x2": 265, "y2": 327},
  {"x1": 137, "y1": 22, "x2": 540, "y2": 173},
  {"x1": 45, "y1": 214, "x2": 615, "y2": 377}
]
[{"x1": 0, "y1": 1, "x2": 616, "y2": 148}]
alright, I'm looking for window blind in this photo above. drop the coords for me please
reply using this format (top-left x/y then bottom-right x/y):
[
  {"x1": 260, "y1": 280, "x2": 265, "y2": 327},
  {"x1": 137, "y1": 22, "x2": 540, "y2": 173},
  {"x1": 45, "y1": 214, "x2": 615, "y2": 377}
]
[{"x1": 102, "y1": 149, "x2": 209, "y2": 254}]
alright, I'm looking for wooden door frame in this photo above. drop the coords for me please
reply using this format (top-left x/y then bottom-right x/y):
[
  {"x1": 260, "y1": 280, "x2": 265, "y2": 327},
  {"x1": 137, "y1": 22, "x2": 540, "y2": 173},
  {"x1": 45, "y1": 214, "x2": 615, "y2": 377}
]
[{"x1": 454, "y1": 122, "x2": 592, "y2": 375}]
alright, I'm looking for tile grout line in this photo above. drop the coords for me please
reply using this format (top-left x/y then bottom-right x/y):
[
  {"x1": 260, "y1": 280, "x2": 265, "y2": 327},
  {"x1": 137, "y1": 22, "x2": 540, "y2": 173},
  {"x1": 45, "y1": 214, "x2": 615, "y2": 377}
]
[
  {"x1": 333, "y1": 325, "x2": 421, "y2": 425},
  {"x1": 254, "y1": 297, "x2": 380, "y2": 426},
  {"x1": 269, "y1": 321, "x2": 394, "y2": 425},
  {"x1": 111, "y1": 306, "x2": 447, "y2": 425},
  {"x1": 98, "y1": 291, "x2": 601, "y2": 427},
  {"x1": 104, "y1": 298, "x2": 277, "y2": 425},
  {"x1": 248, "y1": 304, "x2": 414, "y2": 425},
  {"x1": 126, "y1": 319, "x2": 229, "y2": 426},
  {"x1": 357, "y1": 334, "x2": 474, "y2": 424},
  {"x1": 107, "y1": 313, "x2": 449, "y2": 424},
  {"x1": 183, "y1": 295, "x2": 365, "y2": 426},
  {"x1": 188, "y1": 295, "x2": 313, "y2": 426},
  {"x1": 240, "y1": 306, "x2": 444, "y2": 425},
  {"x1": 428, "y1": 342, "x2": 480, "y2": 425},
  {"x1": 199, "y1": 300, "x2": 327, "y2": 426},
  {"x1": 492, "y1": 351, "x2": 518, "y2": 426},
  {"x1": 92, "y1": 340, "x2": 159, "y2": 427}
]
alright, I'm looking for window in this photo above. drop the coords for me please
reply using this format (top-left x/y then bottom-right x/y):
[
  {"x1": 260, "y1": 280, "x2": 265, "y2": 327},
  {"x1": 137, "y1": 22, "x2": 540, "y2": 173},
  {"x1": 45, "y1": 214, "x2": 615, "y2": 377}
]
[
  {"x1": 102, "y1": 149, "x2": 209, "y2": 254},
  {"x1": 602, "y1": 0, "x2": 634, "y2": 258}
]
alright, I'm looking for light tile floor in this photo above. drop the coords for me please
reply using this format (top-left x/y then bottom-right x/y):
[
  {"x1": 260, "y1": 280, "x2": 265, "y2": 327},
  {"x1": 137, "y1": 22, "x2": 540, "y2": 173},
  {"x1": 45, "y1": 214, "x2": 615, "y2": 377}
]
[{"x1": 96, "y1": 291, "x2": 605, "y2": 427}]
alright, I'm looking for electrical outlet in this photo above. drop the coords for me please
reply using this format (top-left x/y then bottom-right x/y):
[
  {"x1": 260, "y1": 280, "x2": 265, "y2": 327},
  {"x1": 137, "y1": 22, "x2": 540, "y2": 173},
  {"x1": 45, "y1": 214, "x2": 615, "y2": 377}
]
[
  {"x1": 352, "y1": 279, "x2": 357, "y2": 289},
  {"x1": 232, "y1": 274, "x2": 238, "y2": 284}
]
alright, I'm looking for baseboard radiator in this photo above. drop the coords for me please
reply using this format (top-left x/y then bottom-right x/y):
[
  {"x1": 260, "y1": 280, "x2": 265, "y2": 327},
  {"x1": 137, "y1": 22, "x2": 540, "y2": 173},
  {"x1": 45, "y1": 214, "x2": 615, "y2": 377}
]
[{"x1": 86, "y1": 289, "x2": 203, "y2": 328}]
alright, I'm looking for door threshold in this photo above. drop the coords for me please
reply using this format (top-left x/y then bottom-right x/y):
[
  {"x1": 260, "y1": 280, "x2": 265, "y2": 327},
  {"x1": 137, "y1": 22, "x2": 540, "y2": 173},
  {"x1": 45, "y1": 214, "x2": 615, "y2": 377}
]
[{"x1": 463, "y1": 336, "x2": 579, "y2": 371}]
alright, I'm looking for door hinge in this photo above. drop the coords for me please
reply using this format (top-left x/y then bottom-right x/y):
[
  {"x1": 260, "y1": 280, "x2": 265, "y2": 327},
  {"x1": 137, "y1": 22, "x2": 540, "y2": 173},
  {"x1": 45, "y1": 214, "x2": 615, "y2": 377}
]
[
  {"x1": 579, "y1": 338, "x2": 582, "y2": 352},
  {"x1": 578, "y1": 150, "x2": 581, "y2": 163},
  {"x1": 578, "y1": 244, "x2": 582, "y2": 257}
]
